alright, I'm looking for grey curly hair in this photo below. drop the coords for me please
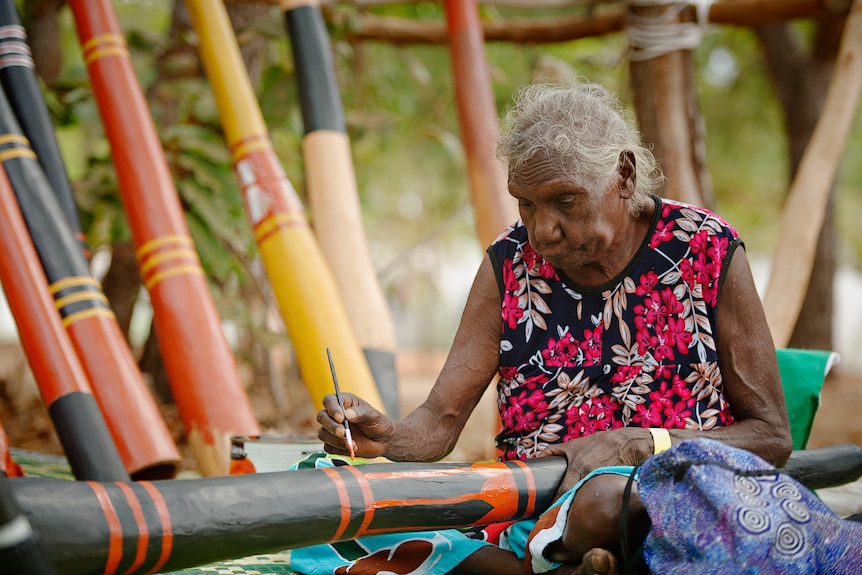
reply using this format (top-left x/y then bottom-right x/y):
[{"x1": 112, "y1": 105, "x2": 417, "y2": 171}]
[{"x1": 496, "y1": 80, "x2": 663, "y2": 216}]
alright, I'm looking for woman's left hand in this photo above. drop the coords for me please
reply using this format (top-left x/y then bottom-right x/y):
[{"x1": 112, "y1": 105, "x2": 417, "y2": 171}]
[{"x1": 539, "y1": 428, "x2": 650, "y2": 498}]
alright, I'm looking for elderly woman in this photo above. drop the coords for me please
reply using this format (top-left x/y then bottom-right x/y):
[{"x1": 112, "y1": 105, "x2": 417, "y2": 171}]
[{"x1": 312, "y1": 80, "x2": 792, "y2": 574}]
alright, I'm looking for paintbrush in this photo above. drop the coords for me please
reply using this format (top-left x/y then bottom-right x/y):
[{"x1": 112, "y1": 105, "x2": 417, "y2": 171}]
[{"x1": 326, "y1": 348, "x2": 355, "y2": 459}]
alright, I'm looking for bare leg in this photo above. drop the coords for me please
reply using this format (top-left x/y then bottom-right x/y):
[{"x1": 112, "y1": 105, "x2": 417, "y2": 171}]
[
  {"x1": 544, "y1": 474, "x2": 649, "y2": 567},
  {"x1": 453, "y1": 474, "x2": 647, "y2": 575},
  {"x1": 453, "y1": 545, "x2": 619, "y2": 575}
]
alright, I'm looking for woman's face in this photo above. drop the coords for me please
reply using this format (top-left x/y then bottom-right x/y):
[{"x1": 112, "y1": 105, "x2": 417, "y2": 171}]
[{"x1": 508, "y1": 153, "x2": 634, "y2": 281}]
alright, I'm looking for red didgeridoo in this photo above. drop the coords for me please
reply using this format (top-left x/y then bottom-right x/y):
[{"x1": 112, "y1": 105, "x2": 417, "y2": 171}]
[
  {"x1": 0, "y1": 165, "x2": 128, "y2": 482},
  {"x1": 67, "y1": 0, "x2": 259, "y2": 477},
  {"x1": 0, "y1": 85, "x2": 181, "y2": 480}
]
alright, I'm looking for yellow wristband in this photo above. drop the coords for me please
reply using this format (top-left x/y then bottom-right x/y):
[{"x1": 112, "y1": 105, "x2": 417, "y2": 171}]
[{"x1": 648, "y1": 428, "x2": 672, "y2": 455}]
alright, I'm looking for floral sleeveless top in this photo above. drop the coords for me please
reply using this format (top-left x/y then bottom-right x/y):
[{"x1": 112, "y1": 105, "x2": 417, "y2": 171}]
[{"x1": 487, "y1": 196, "x2": 742, "y2": 461}]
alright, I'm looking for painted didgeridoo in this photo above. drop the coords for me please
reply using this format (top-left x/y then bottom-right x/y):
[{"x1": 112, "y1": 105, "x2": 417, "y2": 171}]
[
  {"x1": 183, "y1": 0, "x2": 386, "y2": 414},
  {"x1": 11, "y1": 444, "x2": 862, "y2": 575},
  {"x1": 0, "y1": 164, "x2": 128, "y2": 482},
  {"x1": 0, "y1": 87, "x2": 181, "y2": 480},
  {"x1": 67, "y1": 0, "x2": 260, "y2": 477},
  {"x1": 444, "y1": 0, "x2": 517, "y2": 248},
  {"x1": 13, "y1": 457, "x2": 566, "y2": 575},
  {"x1": 284, "y1": 0, "x2": 400, "y2": 417},
  {"x1": 0, "y1": 0, "x2": 88, "y2": 257}
]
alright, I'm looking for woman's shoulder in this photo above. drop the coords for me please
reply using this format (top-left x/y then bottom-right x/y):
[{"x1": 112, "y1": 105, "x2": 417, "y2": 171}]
[
  {"x1": 487, "y1": 220, "x2": 528, "y2": 257},
  {"x1": 656, "y1": 197, "x2": 740, "y2": 239}
]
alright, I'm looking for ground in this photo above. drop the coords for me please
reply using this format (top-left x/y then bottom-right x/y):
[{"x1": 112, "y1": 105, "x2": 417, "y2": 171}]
[{"x1": 1, "y1": 345, "x2": 860, "y2": 514}]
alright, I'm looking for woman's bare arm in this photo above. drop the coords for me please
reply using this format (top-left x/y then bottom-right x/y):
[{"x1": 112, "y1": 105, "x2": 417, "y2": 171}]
[{"x1": 319, "y1": 254, "x2": 502, "y2": 461}]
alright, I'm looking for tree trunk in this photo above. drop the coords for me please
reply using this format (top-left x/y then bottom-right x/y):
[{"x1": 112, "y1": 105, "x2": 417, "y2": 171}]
[
  {"x1": 755, "y1": 16, "x2": 845, "y2": 351},
  {"x1": 20, "y1": 0, "x2": 65, "y2": 86},
  {"x1": 99, "y1": 241, "x2": 140, "y2": 340}
]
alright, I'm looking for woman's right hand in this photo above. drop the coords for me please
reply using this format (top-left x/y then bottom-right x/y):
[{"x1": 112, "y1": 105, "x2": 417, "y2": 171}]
[{"x1": 317, "y1": 392, "x2": 395, "y2": 459}]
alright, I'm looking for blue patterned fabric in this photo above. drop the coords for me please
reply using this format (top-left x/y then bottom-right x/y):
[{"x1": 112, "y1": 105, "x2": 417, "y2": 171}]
[{"x1": 639, "y1": 439, "x2": 862, "y2": 574}]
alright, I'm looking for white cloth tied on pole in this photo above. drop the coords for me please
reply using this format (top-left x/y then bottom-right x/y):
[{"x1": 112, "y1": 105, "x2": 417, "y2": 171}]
[{"x1": 627, "y1": 0, "x2": 714, "y2": 61}]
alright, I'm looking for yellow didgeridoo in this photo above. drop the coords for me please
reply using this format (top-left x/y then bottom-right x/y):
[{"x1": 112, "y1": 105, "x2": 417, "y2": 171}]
[
  {"x1": 284, "y1": 0, "x2": 399, "y2": 416},
  {"x1": 68, "y1": 0, "x2": 260, "y2": 477},
  {"x1": 445, "y1": 0, "x2": 517, "y2": 248},
  {"x1": 183, "y1": 0, "x2": 386, "y2": 414}
]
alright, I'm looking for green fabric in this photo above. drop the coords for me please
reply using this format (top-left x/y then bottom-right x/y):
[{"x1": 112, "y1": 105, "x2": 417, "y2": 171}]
[{"x1": 776, "y1": 348, "x2": 837, "y2": 450}]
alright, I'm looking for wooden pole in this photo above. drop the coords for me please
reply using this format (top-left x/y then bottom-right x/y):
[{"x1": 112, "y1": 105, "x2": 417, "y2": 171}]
[
  {"x1": 284, "y1": 0, "x2": 400, "y2": 417},
  {"x1": 183, "y1": 0, "x2": 386, "y2": 414},
  {"x1": 11, "y1": 444, "x2": 862, "y2": 575},
  {"x1": 0, "y1": 2, "x2": 88, "y2": 256},
  {"x1": 330, "y1": 0, "x2": 848, "y2": 44},
  {"x1": 0, "y1": 86, "x2": 181, "y2": 480},
  {"x1": 67, "y1": 0, "x2": 260, "y2": 477},
  {"x1": 763, "y1": 0, "x2": 862, "y2": 348},
  {"x1": 0, "y1": 164, "x2": 128, "y2": 482},
  {"x1": 628, "y1": 1, "x2": 712, "y2": 208},
  {"x1": 445, "y1": 0, "x2": 517, "y2": 247}
]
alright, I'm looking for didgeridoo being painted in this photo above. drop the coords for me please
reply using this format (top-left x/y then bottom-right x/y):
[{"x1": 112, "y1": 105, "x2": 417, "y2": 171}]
[
  {"x1": 0, "y1": 164, "x2": 128, "y2": 482},
  {"x1": 444, "y1": 0, "x2": 517, "y2": 248},
  {"x1": 11, "y1": 444, "x2": 862, "y2": 575},
  {"x1": 67, "y1": 0, "x2": 259, "y2": 477},
  {"x1": 15, "y1": 457, "x2": 566, "y2": 575},
  {"x1": 183, "y1": 0, "x2": 386, "y2": 414},
  {"x1": 0, "y1": 86, "x2": 181, "y2": 480},
  {"x1": 284, "y1": 0, "x2": 399, "y2": 417}
]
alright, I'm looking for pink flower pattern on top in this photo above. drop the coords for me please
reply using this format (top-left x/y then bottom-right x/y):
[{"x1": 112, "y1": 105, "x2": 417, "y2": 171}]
[{"x1": 488, "y1": 197, "x2": 740, "y2": 461}]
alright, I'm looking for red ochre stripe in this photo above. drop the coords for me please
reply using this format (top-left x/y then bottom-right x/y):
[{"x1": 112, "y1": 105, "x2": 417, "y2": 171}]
[
  {"x1": 139, "y1": 482, "x2": 172, "y2": 574},
  {"x1": 87, "y1": 481, "x2": 123, "y2": 575},
  {"x1": 116, "y1": 483, "x2": 149, "y2": 575},
  {"x1": 344, "y1": 465, "x2": 375, "y2": 537},
  {"x1": 322, "y1": 467, "x2": 352, "y2": 542},
  {"x1": 253, "y1": 212, "x2": 308, "y2": 245},
  {"x1": 511, "y1": 460, "x2": 537, "y2": 517}
]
